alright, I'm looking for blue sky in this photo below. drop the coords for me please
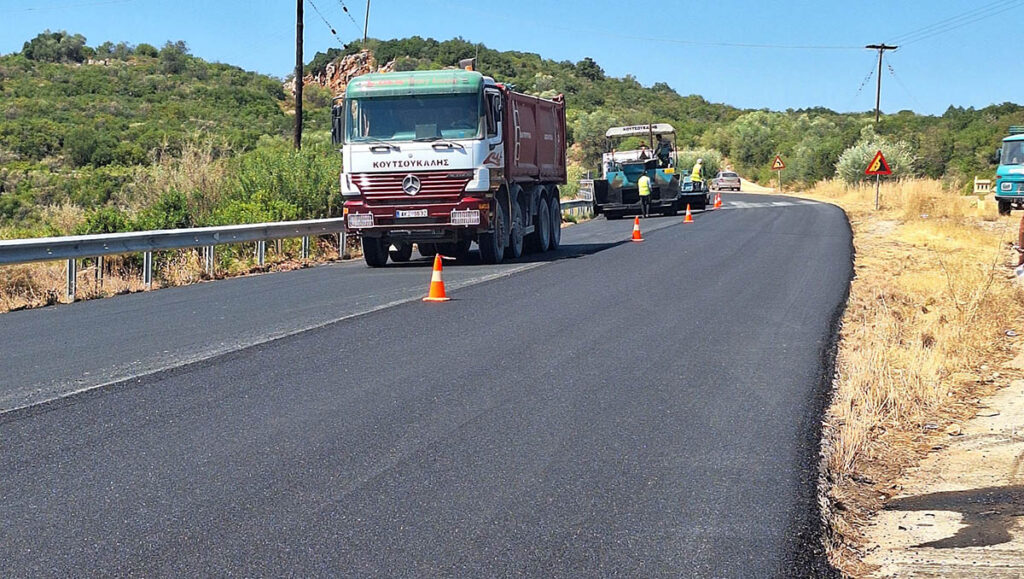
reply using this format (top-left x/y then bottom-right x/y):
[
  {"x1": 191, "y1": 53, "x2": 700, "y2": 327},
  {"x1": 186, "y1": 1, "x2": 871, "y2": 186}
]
[{"x1": 2, "y1": 0, "x2": 1021, "y2": 115}]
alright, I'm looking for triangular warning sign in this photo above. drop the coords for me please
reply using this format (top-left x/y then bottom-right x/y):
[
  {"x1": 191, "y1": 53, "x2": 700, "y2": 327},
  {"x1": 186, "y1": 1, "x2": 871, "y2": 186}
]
[
  {"x1": 771, "y1": 155, "x2": 785, "y2": 171},
  {"x1": 865, "y1": 150, "x2": 892, "y2": 176}
]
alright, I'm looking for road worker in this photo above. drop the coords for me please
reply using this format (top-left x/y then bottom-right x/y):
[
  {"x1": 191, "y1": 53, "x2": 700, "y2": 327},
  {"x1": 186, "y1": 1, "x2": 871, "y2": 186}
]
[
  {"x1": 638, "y1": 171, "x2": 652, "y2": 218},
  {"x1": 691, "y1": 158, "x2": 705, "y2": 192}
]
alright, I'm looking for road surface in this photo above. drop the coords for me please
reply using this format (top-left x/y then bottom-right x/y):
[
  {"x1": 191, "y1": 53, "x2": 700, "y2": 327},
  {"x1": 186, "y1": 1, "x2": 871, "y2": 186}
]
[{"x1": 0, "y1": 194, "x2": 850, "y2": 577}]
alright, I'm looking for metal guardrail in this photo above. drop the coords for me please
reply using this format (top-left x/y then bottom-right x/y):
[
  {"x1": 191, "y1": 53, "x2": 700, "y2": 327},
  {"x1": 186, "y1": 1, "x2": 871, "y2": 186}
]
[
  {"x1": 0, "y1": 218, "x2": 349, "y2": 302},
  {"x1": 1, "y1": 202, "x2": 595, "y2": 302},
  {"x1": 561, "y1": 199, "x2": 593, "y2": 218}
]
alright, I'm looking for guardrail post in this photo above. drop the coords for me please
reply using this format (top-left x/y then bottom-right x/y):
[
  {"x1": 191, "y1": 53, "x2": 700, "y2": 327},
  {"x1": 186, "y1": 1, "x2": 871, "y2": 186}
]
[
  {"x1": 66, "y1": 258, "x2": 77, "y2": 302},
  {"x1": 301, "y1": 236, "x2": 310, "y2": 259},
  {"x1": 204, "y1": 246, "x2": 215, "y2": 276},
  {"x1": 94, "y1": 256, "x2": 104, "y2": 287},
  {"x1": 256, "y1": 240, "x2": 266, "y2": 266},
  {"x1": 338, "y1": 232, "x2": 347, "y2": 259},
  {"x1": 143, "y1": 251, "x2": 153, "y2": 289}
]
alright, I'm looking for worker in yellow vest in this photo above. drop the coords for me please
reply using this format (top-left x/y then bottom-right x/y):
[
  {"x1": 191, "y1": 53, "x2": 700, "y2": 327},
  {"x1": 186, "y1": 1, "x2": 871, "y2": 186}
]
[
  {"x1": 637, "y1": 171, "x2": 652, "y2": 218},
  {"x1": 691, "y1": 158, "x2": 705, "y2": 192}
]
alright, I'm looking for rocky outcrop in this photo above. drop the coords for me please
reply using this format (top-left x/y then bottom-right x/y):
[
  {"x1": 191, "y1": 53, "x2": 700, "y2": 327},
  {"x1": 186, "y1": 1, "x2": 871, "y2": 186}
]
[{"x1": 286, "y1": 50, "x2": 395, "y2": 97}]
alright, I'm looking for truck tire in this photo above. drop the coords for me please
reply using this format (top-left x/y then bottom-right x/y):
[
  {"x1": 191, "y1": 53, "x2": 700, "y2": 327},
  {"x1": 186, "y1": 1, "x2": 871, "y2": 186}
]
[
  {"x1": 505, "y1": 201, "x2": 525, "y2": 259},
  {"x1": 417, "y1": 243, "x2": 437, "y2": 258},
  {"x1": 478, "y1": 202, "x2": 507, "y2": 264},
  {"x1": 362, "y1": 236, "x2": 389, "y2": 267},
  {"x1": 548, "y1": 194, "x2": 562, "y2": 250},
  {"x1": 999, "y1": 200, "x2": 1012, "y2": 216},
  {"x1": 526, "y1": 197, "x2": 551, "y2": 253},
  {"x1": 389, "y1": 242, "x2": 413, "y2": 262}
]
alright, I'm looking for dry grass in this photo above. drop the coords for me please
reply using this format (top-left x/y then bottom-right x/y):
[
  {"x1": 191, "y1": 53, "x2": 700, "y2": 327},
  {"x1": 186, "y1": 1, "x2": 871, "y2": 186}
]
[{"x1": 804, "y1": 179, "x2": 1024, "y2": 576}]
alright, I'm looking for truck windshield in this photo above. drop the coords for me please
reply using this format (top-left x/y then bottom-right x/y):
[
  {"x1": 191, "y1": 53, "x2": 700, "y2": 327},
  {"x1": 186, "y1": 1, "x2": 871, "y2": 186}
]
[
  {"x1": 346, "y1": 94, "x2": 482, "y2": 143},
  {"x1": 1002, "y1": 141, "x2": 1024, "y2": 166}
]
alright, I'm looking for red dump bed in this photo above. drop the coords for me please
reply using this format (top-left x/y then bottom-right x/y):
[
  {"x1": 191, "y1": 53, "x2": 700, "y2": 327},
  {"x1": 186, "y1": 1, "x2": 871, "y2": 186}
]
[{"x1": 504, "y1": 90, "x2": 567, "y2": 184}]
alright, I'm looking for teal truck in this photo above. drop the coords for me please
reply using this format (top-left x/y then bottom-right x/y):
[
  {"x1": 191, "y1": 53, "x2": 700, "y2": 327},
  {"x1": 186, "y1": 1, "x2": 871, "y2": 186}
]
[{"x1": 995, "y1": 126, "x2": 1024, "y2": 215}]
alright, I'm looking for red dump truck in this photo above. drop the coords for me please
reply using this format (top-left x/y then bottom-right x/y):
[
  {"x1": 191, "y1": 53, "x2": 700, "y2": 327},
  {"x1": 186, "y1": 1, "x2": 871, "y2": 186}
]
[{"x1": 331, "y1": 69, "x2": 568, "y2": 265}]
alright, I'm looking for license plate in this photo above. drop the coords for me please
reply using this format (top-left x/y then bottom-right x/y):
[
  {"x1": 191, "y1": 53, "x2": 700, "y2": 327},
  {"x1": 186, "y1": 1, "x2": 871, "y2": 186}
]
[{"x1": 396, "y1": 209, "x2": 427, "y2": 218}]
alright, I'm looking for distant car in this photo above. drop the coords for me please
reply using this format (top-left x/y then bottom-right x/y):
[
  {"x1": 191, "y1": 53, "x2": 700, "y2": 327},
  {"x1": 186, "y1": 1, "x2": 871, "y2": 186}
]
[{"x1": 713, "y1": 171, "x2": 741, "y2": 192}]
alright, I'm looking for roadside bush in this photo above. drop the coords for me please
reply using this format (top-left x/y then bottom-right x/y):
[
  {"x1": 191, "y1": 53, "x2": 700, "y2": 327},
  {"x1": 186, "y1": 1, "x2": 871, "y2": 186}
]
[
  {"x1": 836, "y1": 126, "x2": 916, "y2": 184},
  {"x1": 75, "y1": 206, "x2": 129, "y2": 234},
  {"x1": 675, "y1": 148, "x2": 723, "y2": 179}
]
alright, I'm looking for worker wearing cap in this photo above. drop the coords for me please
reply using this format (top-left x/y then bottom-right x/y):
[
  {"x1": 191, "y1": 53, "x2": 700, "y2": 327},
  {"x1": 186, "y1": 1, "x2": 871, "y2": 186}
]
[
  {"x1": 637, "y1": 171, "x2": 652, "y2": 218},
  {"x1": 692, "y1": 158, "x2": 705, "y2": 192}
]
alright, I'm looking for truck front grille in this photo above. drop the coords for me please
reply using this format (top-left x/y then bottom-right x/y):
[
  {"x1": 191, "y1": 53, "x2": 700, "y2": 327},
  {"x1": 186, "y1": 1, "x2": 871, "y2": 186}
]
[{"x1": 354, "y1": 171, "x2": 471, "y2": 205}]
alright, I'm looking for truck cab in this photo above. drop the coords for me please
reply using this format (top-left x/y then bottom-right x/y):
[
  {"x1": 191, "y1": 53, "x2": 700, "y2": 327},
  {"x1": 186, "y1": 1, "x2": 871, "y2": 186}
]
[{"x1": 995, "y1": 127, "x2": 1024, "y2": 215}]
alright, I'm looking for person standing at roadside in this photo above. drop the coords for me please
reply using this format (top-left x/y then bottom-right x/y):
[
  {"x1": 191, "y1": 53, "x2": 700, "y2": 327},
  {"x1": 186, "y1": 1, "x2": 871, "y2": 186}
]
[
  {"x1": 691, "y1": 158, "x2": 705, "y2": 192},
  {"x1": 638, "y1": 171, "x2": 652, "y2": 218}
]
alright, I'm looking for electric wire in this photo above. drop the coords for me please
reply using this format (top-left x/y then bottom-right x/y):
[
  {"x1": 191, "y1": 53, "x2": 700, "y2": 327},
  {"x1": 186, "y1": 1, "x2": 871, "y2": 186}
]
[
  {"x1": 335, "y1": 0, "x2": 362, "y2": 29},
  {"x1": 306, "y1": 0, "x2": 346, "y2": 44},
  {"x1": 884, "y1": 56, "x2": 922, "y2": 112},
  {"x1": 892, "y1": 0, "x2": 1024, "y2": 46}
]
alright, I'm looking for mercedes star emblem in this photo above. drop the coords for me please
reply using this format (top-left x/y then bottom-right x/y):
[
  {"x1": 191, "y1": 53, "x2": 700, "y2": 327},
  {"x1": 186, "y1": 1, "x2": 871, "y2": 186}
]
[{"x1": 402, "y1": 174, "x2": 421, "y2": 195}]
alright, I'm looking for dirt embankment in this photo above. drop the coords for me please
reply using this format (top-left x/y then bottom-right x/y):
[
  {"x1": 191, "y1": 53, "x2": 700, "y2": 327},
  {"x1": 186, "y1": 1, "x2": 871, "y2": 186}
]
[{"x1": 791, "y1": 180, "x2": 1024, "y2": 577}]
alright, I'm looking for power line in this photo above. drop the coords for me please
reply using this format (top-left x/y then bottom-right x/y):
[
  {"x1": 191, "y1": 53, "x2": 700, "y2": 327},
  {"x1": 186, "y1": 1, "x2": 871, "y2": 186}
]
[
  {"x1": 884, "y1": 56, "x2": 922, "y2": 112},
  {"x1": 335, "y1": 0, "x2": 362, "y2": 29},
  {"x1": 306, "y1": 0, "x2": 345, "y2": 45},
  {"x1": 892, "y1": 0, "x2": 1024, "y2": 46}
]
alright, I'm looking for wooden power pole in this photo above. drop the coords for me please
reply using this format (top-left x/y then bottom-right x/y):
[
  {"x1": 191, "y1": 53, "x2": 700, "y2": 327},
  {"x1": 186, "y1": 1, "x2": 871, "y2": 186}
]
[
  {"x1": 363, "y1": 0, "x2": 370, "y2": 45},
  {"x1": 865, "y1": 44, "x2": 898, "y2": 123},
  {"x1": 294, "y1": 0, "x2": 304, "y2": 150}
]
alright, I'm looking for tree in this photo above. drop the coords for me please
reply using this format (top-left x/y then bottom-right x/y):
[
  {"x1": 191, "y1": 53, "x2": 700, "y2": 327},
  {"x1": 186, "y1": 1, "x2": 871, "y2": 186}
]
[
  {"x1": 159, "y1": 40, "x2": 190, "y2": 74},
  {"x1": 836, "y1": 126, "x2": 916, "y2": 184},
  {"x1": 22, "y1": 30, "x2": 88, "y2": 63},
  {"x1": 576, "y1": 57, "x2": 604, "y2": 81}
]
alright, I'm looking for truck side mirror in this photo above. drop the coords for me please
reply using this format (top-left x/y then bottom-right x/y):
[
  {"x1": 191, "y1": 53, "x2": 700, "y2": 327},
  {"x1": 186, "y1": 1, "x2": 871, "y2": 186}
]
[
  {"x1": 996, "y1": 148, "x2": 1003, "y2": 163},
  {"x1": 331, "y1": 100, "x2": 345, "y2": 145}
]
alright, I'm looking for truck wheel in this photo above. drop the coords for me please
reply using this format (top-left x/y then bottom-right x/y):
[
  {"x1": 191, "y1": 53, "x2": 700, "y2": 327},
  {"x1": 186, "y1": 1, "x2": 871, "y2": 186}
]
[
  {"x1": 478, "y1": 202, "x2": 507, "y2": 264},
  {"x1": 526, "y1": 198, "x2": 551, "y2": 253},
  {"x1": 362, "y1": 237, "x2": 389, "y2": 267},
  {"x1": 388, "y1": 242, "x2": 412, "y2": 262},
  {"x1": 999, "y1": 200, "x2": 1012, "y2": 216},
  {"x1": 417, "y1": 243, "x2": 437, "y2": 258},
  {"x1": 505, "y1": 201, "x2": 525, "y2": 259},
  {"x1": 548, "y1": 195, "x2": 562, "y2": 250}
]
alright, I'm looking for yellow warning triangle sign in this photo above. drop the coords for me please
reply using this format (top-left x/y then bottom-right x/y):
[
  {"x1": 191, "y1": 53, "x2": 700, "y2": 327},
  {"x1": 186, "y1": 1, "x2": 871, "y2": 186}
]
[
  {"x1": 771, "y1": 155, "x2": 785, "y2": 171},
  {"x1": 865, "y1": 150, "x2": 892, "y2": 176}
]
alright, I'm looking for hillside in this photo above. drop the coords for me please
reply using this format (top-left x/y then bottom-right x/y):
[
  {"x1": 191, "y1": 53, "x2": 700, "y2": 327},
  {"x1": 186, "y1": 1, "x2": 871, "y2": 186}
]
[{"x1": 2, "y1": 31, "x2": 1024, "y2": 240}]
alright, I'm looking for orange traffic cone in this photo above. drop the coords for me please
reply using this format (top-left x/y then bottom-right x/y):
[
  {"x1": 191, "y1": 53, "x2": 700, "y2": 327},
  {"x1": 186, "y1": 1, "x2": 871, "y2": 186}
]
[
  {"x1": 423, "y1": 254, "x2": 451, "y2": 302},
  {"x1": 683, "y1": 204, "x2": 694, "y2": 224},
  {"x1": 631, "y1": 216, "x2": 645, "y2": 242},
  {"x1": 713, "y1": 193, "x2": 722, "y2": 210}
]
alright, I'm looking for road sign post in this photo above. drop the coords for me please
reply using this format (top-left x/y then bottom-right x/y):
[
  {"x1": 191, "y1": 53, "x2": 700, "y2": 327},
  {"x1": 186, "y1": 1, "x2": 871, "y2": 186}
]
[
  {"x1": 771, "y1": 155, "x2": 786, "y2": 193},
  {"x1": 864, "y1": 150, "x2": 893, "y2": 210}
]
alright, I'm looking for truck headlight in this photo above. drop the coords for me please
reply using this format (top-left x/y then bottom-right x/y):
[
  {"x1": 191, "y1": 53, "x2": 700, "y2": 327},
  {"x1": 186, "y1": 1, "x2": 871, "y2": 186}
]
[
  {"x1": 341, "y1": 173, "x2": 361, "y2": 196},
  {"x1": 1002, "y1": 182, "x2": 1013, "y2": 192},
  {"x1": 465, "y1": 168, "x2": 490, "y2": 192}
]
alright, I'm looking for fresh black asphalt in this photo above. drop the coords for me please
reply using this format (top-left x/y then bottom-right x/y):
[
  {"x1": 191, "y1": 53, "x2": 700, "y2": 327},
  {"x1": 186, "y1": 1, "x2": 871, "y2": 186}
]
[{"x1": 0, "y1": 195, "x2": 851, "y2": 577}]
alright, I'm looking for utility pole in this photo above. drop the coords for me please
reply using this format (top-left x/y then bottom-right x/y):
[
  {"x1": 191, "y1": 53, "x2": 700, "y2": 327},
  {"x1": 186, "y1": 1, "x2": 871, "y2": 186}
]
[
  {"x1": 865, "y1": 44, "x2": 897, "y2": 123},
  {"x1": 363, "y1": 0, "x2": 370, "y2": 45},
  {"x1": 294, "y1": 0, "x2": 304, "y2": 150}
]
